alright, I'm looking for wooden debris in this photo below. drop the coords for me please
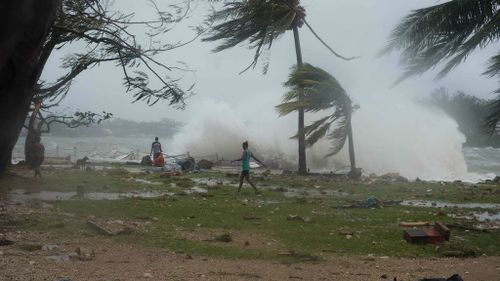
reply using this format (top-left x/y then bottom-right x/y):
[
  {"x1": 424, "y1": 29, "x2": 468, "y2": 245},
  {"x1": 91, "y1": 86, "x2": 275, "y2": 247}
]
[{"x1": 399, "y1": 221, "x2": 432, "y2": 227}]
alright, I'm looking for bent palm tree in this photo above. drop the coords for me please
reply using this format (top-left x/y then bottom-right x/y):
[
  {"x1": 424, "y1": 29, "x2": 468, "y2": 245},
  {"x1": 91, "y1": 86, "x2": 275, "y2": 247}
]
[
  {"x1": 276, "y1": 64, "x2": 359, "y2": 177},
  {"x1": 382, "y1": 0, "x2": 500, "y2": 133},
  {"x1": 203, "y1": 0, "x2": 356, "y2": 175}
]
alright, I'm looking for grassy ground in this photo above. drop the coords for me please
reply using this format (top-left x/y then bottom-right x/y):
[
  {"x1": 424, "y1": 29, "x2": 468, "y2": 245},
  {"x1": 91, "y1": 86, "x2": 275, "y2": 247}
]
[{"x1": 3, "y1": 165, "x2": 499, "y2": 262}]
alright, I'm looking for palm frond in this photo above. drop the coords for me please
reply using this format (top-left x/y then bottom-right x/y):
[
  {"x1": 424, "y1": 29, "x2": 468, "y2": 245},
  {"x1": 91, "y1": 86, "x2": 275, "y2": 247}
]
[
  {"x1": 382, "y1": 0, "x2": 500, "y2": 82},
  {"x1": 305, "y1": 121, "x2": 331, "y2": 146},
  {"x1": 203, "y1": 0, "x2": 302, "y2": 74},
  {"x1": 483, "y1": 52, "x2": 500, "y2": 134},
  {"x1": 483, "y1": 52, "x2": 500, "y2": 78},
  {"x1": 324, "y1": 118, "x2": 349, "y2": 157},
  {"x1": 289, "y1": 115, "x2": 329, "y2": 139},
  {"x1": 485, "y1": 91, "x2": 500, "y2": 134},
  {"x1": 275, "y1": 100, "x2": 308, "y2": 116},
  {"x1": 277, "y1": 63, "x2": 353, "y2": 156}
]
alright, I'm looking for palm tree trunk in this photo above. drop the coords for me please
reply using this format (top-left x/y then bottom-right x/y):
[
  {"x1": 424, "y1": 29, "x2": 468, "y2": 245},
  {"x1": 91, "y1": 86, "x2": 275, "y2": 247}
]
[
  {"x1": 346, "y1": 114, "x2": 359, "y2": 179},
  {"x1": 292, "y1": 25, "x2": 307, "y2": 175}
]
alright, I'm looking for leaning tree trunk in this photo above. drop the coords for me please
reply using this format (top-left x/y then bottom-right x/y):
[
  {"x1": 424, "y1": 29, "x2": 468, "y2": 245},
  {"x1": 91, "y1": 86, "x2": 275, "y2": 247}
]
[
  {"x1": 292, "y1": 25, "x2": 307, "y2": 175},
  {"x1": 0, "y1": 0, "x2": 60, "y2": 174},
  {"x1": 23, "y1": 37, "x2": 60, "y2": 166},
  {"x1": 24, "y1": 101, "x2": 42, "y2": 167}
]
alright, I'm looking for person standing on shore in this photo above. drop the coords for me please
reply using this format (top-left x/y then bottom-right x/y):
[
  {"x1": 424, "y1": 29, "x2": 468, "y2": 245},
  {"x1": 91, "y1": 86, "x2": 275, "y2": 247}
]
[
  {"x1": 150, "y1": 137, "x2": 163, "y2": 160},
  {"x1": 231, "y1": 141, "x2": 265, "y2": 194}
]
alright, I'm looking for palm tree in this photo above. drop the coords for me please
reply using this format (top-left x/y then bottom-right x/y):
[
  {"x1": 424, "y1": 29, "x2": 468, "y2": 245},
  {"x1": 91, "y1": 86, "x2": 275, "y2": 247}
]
[
  {"x1": 203, "y1": 0, "x2": 308, "y2": 174},
  {"x1": 276, "y1": 64, "x2": 359, "y2": 178},
  {"x1": 203, "y1": 0, "x2": 356, "y2": 175},
  {"x1": 382, "y1": 0, "x2": 500, "y2": 133}
]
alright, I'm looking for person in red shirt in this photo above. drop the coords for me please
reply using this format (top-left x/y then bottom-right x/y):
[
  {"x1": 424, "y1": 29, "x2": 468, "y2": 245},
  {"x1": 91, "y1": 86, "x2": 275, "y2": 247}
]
[{"x1": 32, "y1": 136, "x2": 45, "y2": 178}]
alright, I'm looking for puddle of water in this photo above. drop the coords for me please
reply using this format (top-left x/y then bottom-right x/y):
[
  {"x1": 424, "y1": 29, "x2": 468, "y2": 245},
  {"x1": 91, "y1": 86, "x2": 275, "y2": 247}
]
[
  {"x1": 448, "y1": 211, "x2": 500, "y2": 222},
  {"x1": 401, "y1": 200, "x2": 500, "y2": 209},
  {"x1": 8, "y1": 189, "x2": 172, "y2": 203},
  {"x1": 191, "y1": 178, "x2": 229, "y2": 187},
  {"x1": 212, "y1": 166, "x2": 282, "y2": 175}
]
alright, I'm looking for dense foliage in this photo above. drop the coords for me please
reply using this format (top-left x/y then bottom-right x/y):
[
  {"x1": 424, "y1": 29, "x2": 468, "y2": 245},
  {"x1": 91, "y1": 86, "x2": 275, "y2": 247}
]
[
  {"x1": 384, "y1": 0, "x2": 500, "y2": 133},
  {"x1": 426, "y1": 88, "x2": 500, "y2": 147}
]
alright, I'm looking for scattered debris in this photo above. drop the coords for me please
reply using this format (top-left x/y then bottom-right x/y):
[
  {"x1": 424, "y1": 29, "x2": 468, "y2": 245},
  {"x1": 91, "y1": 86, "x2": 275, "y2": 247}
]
[
  {"x1": 164, "y1": 162, "x2": 183, "y2": 173},
  {"x1": 337, "y1": 198, "x2": 400, "y2": 209},
  {"x1": 447, "y1": 222, "x2": 491, "y2": 232},
  {"x1": 176, "y1": 157, "x2": 195, "y2": 172},
  {"x1": 399, "y1": 221, "x2": 432, "y2": 227},
  {"x1": 362, "y1": 196, "x2": 380, "y2": 208},
  {"x1": 197, "y1": 159, "x2": 214, "y2": 170},
  {"x1": 75, "y1": 247, "x2": 96, "y2": 261},
  {"x1": 403, "y1": 221, "x2": 450, "y2": 244},
  {"x1": 140, "y1": 155, "x2": 153, "y2": 166}
]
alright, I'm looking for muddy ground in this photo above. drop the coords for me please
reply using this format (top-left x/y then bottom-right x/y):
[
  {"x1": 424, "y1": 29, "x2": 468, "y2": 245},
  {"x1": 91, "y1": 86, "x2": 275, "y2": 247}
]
[{"x1": 1, "y1": 166, "x2": 499, "y2": 281}]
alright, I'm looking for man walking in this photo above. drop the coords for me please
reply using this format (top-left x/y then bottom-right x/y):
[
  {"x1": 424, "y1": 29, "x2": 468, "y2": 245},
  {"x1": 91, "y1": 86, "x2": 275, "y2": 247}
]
[{"x1": 232, "y1": 141, "x2": 265, "y2": 194}]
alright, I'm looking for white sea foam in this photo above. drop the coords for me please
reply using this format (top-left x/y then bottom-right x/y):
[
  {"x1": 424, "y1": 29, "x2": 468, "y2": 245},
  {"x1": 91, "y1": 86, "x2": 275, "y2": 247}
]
[{"x1": 170, "y1": 94, "x2": 496, "y2": 182}]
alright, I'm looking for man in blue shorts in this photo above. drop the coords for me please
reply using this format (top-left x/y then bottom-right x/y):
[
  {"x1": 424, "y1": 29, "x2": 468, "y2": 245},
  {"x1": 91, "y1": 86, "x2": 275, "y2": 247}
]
[{"x1": 232, "y1": 141, "x2": 265, "y2": 194}]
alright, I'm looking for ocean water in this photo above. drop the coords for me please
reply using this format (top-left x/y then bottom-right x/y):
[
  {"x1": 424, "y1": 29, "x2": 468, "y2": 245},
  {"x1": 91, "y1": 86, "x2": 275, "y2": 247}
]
[
  {"x1": 13, "y1": 136, "x2": 499, "y2": 179},
  {"x1": 462, "y1": 146, "x2": 500, "y2": 177}
]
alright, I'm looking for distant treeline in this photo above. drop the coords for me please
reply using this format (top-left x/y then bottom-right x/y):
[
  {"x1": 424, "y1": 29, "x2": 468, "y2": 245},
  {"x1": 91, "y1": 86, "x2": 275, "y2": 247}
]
[
  {"x1": 426, "y1": 88, "x2": 500, "y2": 147},
  {"x1": 31, "y1": 118, "x2": 183, "y2": 137}
]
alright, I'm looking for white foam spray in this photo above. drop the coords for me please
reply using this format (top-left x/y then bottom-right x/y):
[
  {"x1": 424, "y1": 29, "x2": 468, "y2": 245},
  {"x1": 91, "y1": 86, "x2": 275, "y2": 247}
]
[{"x1": 171, "y1": 94, "x2": 495, "y2": 182}]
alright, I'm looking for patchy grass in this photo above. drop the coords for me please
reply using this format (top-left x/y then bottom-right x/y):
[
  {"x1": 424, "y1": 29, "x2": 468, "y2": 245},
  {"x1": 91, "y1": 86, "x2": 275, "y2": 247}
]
[{"x1": 4, "y1": 166, "x2": 500, "y2": 261}]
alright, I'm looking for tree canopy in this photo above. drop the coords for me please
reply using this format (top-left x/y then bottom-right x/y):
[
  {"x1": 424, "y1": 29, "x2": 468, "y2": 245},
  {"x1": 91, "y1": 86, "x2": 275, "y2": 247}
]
[
  {"x1": 277, "y1": 63, "x2": 354, "y2": 156},
  {"x1": 382, "y1": 0, "x2": 499, "y2": 133},
  {"x1": 36, "y1": 0, "x2": 201, "y2": 107}
]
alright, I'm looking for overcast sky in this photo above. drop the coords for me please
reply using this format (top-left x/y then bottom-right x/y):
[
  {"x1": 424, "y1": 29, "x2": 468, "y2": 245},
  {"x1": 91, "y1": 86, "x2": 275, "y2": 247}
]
[{"x1": 42, "y1": 0, "x2": 499, "y2": 122}]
